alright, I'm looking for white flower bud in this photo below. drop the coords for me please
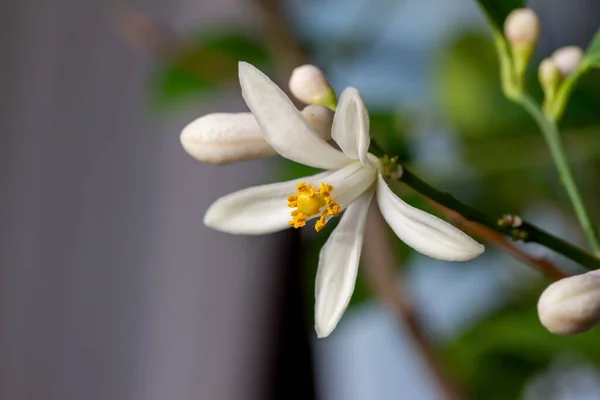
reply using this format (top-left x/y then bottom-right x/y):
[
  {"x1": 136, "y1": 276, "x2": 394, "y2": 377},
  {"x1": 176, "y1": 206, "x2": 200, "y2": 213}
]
[
  {"x1": 300, "y1": 104, "x2": 334, "y2": 140},
  {"x1": 181, "y1": 110, "x2": 333, "y2": 165},
  {"x1": 551, "y1": 46, "x2": 585, "y2": 77},
  {"x1": 504, "y1": 8, "x2": 541, "y2": 46},
  {"x1": 504, "y1": 8, "x2": 541, "y2": 80},
  {"x1": 181, "y1": 113, "x2": 275, "y2": 165},
  {"x1": 289, "y1": 65, "x2": 336, "y2": 108},
  {"x1": 538, "y1": 271, "x2": 600, "y2": 335}
]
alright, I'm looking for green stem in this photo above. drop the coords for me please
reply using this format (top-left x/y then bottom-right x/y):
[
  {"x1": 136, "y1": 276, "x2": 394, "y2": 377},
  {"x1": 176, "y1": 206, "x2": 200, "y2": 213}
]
[
  {"x1": 398, "y1": 168, "x2": 600, "y2": 270},
  {"x1": 514, "y1": 93, "x2": 600, "y2": 256}
]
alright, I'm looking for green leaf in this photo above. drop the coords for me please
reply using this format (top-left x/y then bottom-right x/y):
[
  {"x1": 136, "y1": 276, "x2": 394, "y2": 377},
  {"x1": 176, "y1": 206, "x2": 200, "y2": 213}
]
[
  {"x1": 369, "y1": 111, "x2": 412, "y2": 162},
  {"x1": 474, "y1": 0, "x2": 525, "y2": 30},
  {"x1": 586, "y1": 29, "x2": 600, "y2": 67},
  {"x1": 444, "y1": 291, "x2": 600, "y2": 399},
  {"x1": 152, "y1": 30, "x2": 271, "y2": 108}
]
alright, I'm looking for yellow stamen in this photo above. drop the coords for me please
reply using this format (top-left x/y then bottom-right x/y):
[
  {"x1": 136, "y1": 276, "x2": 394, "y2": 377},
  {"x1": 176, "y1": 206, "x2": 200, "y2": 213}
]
[{"x1": 288, "y1": 181, "x2": 341, "y2": 231}]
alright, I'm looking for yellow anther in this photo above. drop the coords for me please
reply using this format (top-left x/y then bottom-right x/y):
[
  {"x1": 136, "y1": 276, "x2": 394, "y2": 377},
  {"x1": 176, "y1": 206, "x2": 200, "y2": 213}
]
[
  {"x1": 315, "y1": 214, "x2": 327, "y2": 232},
  {"x1": 326, "y1": 201, "x2": 340, "y2": 217},
  {"x1": 287, "y1": 181, "x2": 342, "y2": 232},
  {"x1": 289, "y1": 210, "x2": 307, "y2": 228}
]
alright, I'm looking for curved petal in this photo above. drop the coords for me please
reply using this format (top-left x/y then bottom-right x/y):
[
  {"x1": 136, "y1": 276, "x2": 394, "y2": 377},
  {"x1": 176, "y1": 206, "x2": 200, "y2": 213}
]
[
  {"x1": 204, "y1": 171, "x2": 330, "y2": 235},
  {"x1": 376, "y1": 175, "x2": 484, "y2": 261},
  {"x1": 315, "y1": 187, "x2": 374, "y2": 338},
  {"x1": 238, "y1": 62, "x2": 350, "y2": 170},
  {"x1": 331, "y1": 88, "x2": 371, "y2": 167}
]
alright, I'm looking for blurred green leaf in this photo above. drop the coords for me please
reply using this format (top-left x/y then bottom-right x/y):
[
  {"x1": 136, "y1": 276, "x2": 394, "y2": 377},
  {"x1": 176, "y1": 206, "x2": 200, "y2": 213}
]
[
  {"x1": 152, "y1": 30, "x2": 271, "y2": 108},
  {"x1": 434, "y1": 32, "x2": 533, "y2": 139},
  {"x1": 444, "y1": 290, "x2": 600, "y2": 399},
  {"x1": 369, "y1": 111, "x2": 412, "y2": 162},
  {"x1": 474, "y1": 0, "x2": 524, "y2": 31},
  {"x1": 586, "y1": 29, "x2": 600, "y2": 67}
]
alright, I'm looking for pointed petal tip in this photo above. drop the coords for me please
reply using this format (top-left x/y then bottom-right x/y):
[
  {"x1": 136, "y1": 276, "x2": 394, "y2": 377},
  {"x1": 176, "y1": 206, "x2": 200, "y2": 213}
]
[
  {"x1": 314, "y1": 311, "x2": 339, "y2": 339},
  {"x1": 315, "y1": 322, "x2": 333, "y2": 339},
  {"x1": 453, "y1": 242, "x2": 485, "y2": 262}
]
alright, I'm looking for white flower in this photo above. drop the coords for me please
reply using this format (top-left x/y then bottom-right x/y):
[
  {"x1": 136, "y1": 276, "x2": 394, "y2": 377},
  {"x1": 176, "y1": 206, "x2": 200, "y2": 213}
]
[{"x1": 203, "y1": 62, "x2": 485, "y2": 337}]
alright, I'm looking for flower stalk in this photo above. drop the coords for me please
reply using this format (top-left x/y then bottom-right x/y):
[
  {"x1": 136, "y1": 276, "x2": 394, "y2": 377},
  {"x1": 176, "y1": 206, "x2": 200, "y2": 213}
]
[
  {"x1": 492, "y1": 13, "x2": 600, "y2": 257},
  {"x1": 396, "y1": 167, "x2": 600, "y2": 270},
  {"x1": 513, "y1": 93, "x2": 600, "y2": 257}
]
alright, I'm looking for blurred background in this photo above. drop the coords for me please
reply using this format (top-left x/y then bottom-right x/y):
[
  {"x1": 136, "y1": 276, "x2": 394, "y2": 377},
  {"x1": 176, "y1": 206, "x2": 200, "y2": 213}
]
[{"x1": 2, "y1": 0, "x2": 600, "y2": 399}]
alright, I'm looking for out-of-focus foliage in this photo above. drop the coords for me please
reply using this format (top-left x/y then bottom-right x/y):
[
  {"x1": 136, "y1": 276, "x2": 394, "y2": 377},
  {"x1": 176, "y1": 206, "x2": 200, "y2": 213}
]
[
  {"x1": 587, "y1": 29, "x2": 600, "y2": 67},
  {"x1": 443, "y1": 285, "x2": 600, "y2": 400},
  {"x1": 434, "y1": 32, "x2": 533, "y2": 139},
  {"x1": 152, "y1": 30, "x2": 271, "y2": 108}
]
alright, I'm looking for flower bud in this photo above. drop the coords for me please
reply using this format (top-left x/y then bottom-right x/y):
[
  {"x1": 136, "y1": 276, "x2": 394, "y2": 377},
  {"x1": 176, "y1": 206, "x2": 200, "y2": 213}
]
[
  {"x1": 504, "y1": 8, "x2": 541, "y2": 79},
  {"x1": 300, "y1": 104, "x2": 334, "y2": 139},
  {"x1": 181, "y1": 113, "x2": 275, "y2": 165},
  {"x1": 538, "y1": 58, "x2": 562, "y2": 104},
  {"x1": 504, "y1": 8, "x2": 541, "y2": 47},
  {"x1": 551, "y1": 46, "x2": 585, "y2": 77},
  {"x1": 538, "y1": 271, "x2": 600, "y2": 335},
  {"x1": 289, "y1": 65, "x2": 336, "y2": 108},
  {"x1": 181, "y1": 109, "x2": 333, "y2": 165}
]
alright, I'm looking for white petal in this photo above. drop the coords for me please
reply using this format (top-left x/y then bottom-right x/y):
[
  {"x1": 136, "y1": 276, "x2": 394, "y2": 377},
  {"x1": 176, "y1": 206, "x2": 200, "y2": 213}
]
[
  {"x1": 238, "y1": 62, "x2": 351, "y2": 170},
  {"x1": 204, "y1": 171, "x2": 330, "y2": 235},
  {"x1": 331, "y1": 88, "x2": 371, "y2": 167},
  {"x1": 376, "y1": 175, "x2": 484, "y2": 261},
  {"x1": 315, "y1": 187, "x2": 374, "y2": 338},
  {"x1": 325, "y1": 162, "x2": 377, "y2": 209}
]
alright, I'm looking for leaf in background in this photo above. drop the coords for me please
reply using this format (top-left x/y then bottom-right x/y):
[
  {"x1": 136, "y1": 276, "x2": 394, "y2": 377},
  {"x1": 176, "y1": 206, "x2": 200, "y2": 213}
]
[
  {"x1": 474, "y1": 0, "x2": 525, "y2": 31},
  {"x1": 444, "y1": 290, "x2": 600, "y2": 399},
  {"x1": 152, "y1": 30, "x2": 272, "y2": 108},
  {"x1": 434, "y1": 32, "x2": 532, "y2": 139},
  {"x1": 586, "y1": 29, "x2": 600, "y2": 67},
  {"x1": 369, "y1": 111, "x2": 411, "y2": 163}
]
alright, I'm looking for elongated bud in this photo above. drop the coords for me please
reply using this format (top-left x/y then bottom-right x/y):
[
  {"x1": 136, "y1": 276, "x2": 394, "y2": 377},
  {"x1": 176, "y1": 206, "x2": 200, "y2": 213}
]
[
  {"x1": 289, "y1": 65, "x2": 337, "y2": 109},
  {"x1": 538, "y1": 58, "x2": 562, "y2": 105},
  {"x1": 181, "y1": 107, "x2": 333, "y2": 165},
  {"x1": 538, "y1": 271, "x2": 600, "y2": 335},
  {"x1": 504, "y1": 8, "x2": 541, "y2": 80},
  {"x1": 551, "y1": 46, "x2": 584, "y2": 77}
]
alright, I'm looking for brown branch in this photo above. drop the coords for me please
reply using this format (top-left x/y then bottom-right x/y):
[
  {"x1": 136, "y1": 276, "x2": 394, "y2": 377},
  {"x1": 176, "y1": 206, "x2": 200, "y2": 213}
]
[
  {"x1": 427, "y1": 200, "x2": 567, "y2": 281},
  {"x1": 362, "y1": 203, "x2": 466, "y2": 400}
]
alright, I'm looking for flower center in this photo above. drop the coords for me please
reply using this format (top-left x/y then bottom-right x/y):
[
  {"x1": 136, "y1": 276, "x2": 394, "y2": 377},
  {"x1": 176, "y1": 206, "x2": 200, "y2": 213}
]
[{"x1": 287, "y1": 182, "x2": 341, "y2": 231}]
